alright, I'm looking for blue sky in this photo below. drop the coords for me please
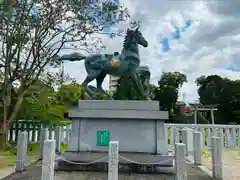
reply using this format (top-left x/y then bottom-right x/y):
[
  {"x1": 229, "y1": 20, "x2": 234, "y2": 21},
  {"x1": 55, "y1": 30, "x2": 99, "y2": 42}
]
[
  {"x1": 160, "y1": 20, "x2": 193, "y2": 52},
  {"x1": 225, "y1": 66, "x2": 240, "y2": 72},
  {"x1": 84, "y1": 0, "x2": 121, "y2": 33},
  {"x1": 107, "y1": 0, "x2": 120, "y2": 3},
  {"x1": 12, "y1": 1, "x2": 39, "y2": 18},
  {"x1": 32, "y1": 4, "x2": 39, "y2": 18}
]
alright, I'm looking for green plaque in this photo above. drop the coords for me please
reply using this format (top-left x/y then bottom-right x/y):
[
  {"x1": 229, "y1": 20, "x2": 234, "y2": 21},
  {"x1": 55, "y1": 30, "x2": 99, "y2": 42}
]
[{"x1": 96, "y1": 130, "x2": 110, "y2": 146}]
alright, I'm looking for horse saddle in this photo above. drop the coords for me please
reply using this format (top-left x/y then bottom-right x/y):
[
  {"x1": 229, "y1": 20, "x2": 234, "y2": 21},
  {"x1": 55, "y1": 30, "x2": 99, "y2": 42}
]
[
  {"x1": 105, "y1": 52, "x2": 121, "y2": 67},
  {"x1": 110, "y1": 59, "x2": 121, "y2": 67}
]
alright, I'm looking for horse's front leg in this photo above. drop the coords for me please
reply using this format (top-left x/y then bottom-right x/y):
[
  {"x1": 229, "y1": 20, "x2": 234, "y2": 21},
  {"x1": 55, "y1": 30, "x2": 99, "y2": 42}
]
[{"x1": 131, "y1": 72, "x2": 151, "y2": 100}]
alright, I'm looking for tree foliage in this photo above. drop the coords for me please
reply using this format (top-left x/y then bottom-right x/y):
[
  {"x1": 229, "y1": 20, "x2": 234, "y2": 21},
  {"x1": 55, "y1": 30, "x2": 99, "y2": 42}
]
[
  {"x1": 0, "y1": 0, "x2": 129, "y2": 143},
  {"x1": 113, "y1": 69, "x2": 153, "y2": 100},
  {"x1": 113, "y1": 76, "x2": 141, "y2": 100},
  {"x1": 196, "y1": 75, "x2": 240, "y2": 124},
  {"x1": 154, "y1": 72, "x2": 187, "y2": 113},
  {"x1": 17, "y1": 77, "x2": 108, "y2": 124},
  {"x1": 113, "y1": 71, "x2": 187, "y2": 122},
  {"x1": 56, "y1": 81, "x2": 89, "y2": 106}
]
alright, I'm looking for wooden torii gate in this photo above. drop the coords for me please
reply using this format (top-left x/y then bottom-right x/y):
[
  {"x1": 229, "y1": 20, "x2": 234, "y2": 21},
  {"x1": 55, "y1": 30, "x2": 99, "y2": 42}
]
[{"x1": 192, "y1": 106, "x2": 218, "y2": 124}]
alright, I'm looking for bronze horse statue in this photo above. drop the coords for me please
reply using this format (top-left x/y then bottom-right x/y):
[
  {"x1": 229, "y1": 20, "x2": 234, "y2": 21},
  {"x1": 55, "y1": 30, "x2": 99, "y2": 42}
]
[{"x1": 56, "y1": 27, "x2": 150, "y2": 100}]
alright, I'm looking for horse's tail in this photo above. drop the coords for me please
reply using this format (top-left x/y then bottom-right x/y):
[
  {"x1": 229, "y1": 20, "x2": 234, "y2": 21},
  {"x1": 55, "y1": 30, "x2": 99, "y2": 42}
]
[{"x1": 58, "y1": 52, "x2": 87, "y2": 62}]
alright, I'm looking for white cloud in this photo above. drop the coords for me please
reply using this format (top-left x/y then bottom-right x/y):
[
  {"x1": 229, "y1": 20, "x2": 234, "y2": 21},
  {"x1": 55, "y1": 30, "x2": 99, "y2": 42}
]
[{"x1": 63, "y1": 0, "x2": 240, "y2": 102}]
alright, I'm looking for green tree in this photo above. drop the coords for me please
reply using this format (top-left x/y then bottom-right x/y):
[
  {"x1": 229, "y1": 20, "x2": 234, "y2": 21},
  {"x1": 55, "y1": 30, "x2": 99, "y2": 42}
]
[
  {"x1": 113, "y1": 77, "x2": 141, "y2": 100},
  {"x1": 0, "y1": 0, "x2": 129, "y2": 145},
  {"x1": 113, "y1": 68, "x2": 152, "y2": 100},
  {"x1": 88, "y1": 85, "x2": 109, "y2": 100},
  {"x1": 154, "y1": 72, "x2": 187, "y2": 118},
  {"x1": 196, "y1": 75, "x2": 240, "y2": 124},
  {"x1": 56, "y1": 81, "x2": 89, "y2": 106},
  {"x1": 17, "y1": 79, "x2": 68, "y2": 125},
  {"x1": 196, "y1": 75, "x2": 225, "y2": 105}
]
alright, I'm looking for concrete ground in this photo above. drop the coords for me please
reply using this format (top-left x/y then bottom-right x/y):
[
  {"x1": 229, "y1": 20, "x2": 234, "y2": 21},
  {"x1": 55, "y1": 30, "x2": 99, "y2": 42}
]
[
  {"x1": 0, "y1": 160, "x2": 214, "y2": 180},
  {"x1": 202, "y1": 148, "x2": 240, "y2": 180},
  {"x1": 0, "y1": 167, "x2": 15, "y2": 180}
]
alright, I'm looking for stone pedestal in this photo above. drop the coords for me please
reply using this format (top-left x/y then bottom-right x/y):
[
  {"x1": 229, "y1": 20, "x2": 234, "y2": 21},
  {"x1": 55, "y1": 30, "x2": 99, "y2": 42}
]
[{"x1": 57, "y1": 100, "x2": 174, "y2": 171}]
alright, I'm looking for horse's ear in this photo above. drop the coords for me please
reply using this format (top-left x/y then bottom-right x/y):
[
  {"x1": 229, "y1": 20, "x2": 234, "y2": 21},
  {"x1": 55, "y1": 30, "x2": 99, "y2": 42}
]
[{"x1": 135, "y1": 24, "x2": 140, "y2": 31}]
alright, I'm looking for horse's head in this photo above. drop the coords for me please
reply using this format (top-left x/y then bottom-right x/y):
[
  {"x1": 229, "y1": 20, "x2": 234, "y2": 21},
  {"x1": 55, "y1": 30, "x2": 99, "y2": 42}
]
[
  {"x1": 125, "y1": 27, "x2": 148, "y2": 48},
  {"x1": 133, "y1": 26, "x2": 148, "y2": 47}
]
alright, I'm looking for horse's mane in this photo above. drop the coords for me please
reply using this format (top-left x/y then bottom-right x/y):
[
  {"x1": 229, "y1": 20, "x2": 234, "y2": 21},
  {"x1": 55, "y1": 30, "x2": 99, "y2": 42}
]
[{"x1": 123, "y1": 29, "x2": 133, "y2": 49}]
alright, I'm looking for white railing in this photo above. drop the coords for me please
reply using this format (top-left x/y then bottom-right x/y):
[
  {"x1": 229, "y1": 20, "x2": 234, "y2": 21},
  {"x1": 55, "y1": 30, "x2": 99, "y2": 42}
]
[
  {"x1": 165, "y1": 123, "x2": 240, "y2": 148},
  {"x1": 7, "y1": 124, "x2": 71, "y2": 145},
  {"x1": 11, "y1": 122, "x2": 240, "y2": 149}
]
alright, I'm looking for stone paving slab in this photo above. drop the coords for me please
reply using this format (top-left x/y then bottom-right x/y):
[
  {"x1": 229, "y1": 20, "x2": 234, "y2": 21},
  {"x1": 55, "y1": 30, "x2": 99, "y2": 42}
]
[
  {"x1": 0, "y1": 160, "x2": 214, "y2": 180},
  {"x1": 0, "y1": 161, "x2": 41, "y2": 180},
  {"x1": 0, "y1": 167, "x2": 15, "y2": 180},
  {"x1": 202, "y1": 148, "x2": 240, "y2": 180}
]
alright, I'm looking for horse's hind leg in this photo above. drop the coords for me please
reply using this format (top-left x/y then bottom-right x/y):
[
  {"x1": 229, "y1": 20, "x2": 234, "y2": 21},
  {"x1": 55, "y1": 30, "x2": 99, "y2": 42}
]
[
  {"x1": 96, "y1": 72, "x2": 113, "y2": 99},
  {"x1": 130, "y1": 72, "x2": 150, "y2": 100},
  {"x1": 82, "y1": 75, "x2": 97, "y2": 99}
]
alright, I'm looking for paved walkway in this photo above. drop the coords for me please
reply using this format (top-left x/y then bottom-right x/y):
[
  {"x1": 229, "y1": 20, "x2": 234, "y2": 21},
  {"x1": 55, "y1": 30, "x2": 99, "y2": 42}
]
[
  {"x1": 0, "y1": 167, "x2": 15, "y2": 180},
  {"x1": 0, "y1": 161, "x2": 214, "y2": 180}
]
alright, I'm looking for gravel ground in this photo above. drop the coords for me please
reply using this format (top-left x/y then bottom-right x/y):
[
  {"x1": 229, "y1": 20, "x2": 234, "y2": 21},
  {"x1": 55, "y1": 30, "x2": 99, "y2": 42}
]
[{"x1": 0, "y1": 161, "x2": 213, "y2": 180}]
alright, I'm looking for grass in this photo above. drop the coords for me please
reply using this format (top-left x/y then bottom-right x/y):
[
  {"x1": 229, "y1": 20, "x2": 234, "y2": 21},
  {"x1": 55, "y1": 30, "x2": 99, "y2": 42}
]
[
  {"x1": 60, "y1": 143, "x2": 68, "y2": 152},
  {"x1": 0, "y1": 143, "x2": 40, "y2": 169},
  {"x1": 0, "y1": 142, "x2": 68, "y2": 169},
  {"x1": 202, "y1": 149, "x2": 211, "y2": 158},
  {"x1": 224, "y1": 148, "x2": 240, "y2": 152},
  {"x1": 0, "y1": 156, "x2": 16, "y2": 168},
  {"x1": 201, "y1": 147, "x2": 240, "y2": 160}
]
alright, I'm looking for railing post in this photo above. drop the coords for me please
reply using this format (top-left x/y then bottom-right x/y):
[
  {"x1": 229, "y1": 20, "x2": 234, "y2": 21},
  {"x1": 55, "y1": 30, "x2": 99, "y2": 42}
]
[
  {"x1": 37, "y1": 124, "x2": 41, "y2": 142},
  {"x1": 173, "y1": 128, "x2": 179, "y2": 149},
  {"x1": 218, "y1": 128, "x2": 224, "y2": 148},
  {"x1": 212, "y1": 136, "x2": 223, "y2": 179},
  {"x1": 182, "y1": 128, "x2": 194, "y2": 156},
  {"x1": 212, "y1": 127, "x2": 217, "y2": 137},
  {"x1": 16, "y1": 131, "x2": 28, "y2": 172},
  {"x1": 165, "y1": 126, "x2": 169, "y2": 147},
  {"x1": 200, "y1": 128, "x2": 205, "y2": 148},
  {"x1": 225, "y1": 128, "x2": 230, "y2": 148},
  {"x1": 193, "y1": 132, "x2": 202, "y2": 165},
  {"x1": 55, "y1": 126, "x2": 61, "y2": 152},
  {"x1": 231, "y1": 128, "x2": 237, "y2": 148},
  {"x1": 61, "y1": 126, "x2": 64, "y2": 143},
  {"x1": 170, "y1": 127, "x2": 174, "y2": 148},
  {"x1": 175, "y1": 143, "x2": 187, "y2": 180},
  {"x1": 238, "y1": 128, "x2": 240, "y2": 147},
  {"x1": 227, "y1": 135, "x2": 233, "y2": 148},
  {"x1": 40, "y1": 126, "x2": 48, "y2": 160},
  {"x1": 65, "y1": 125, "x2": 70, "y2": 144},
  {"x1": 108, "y1": 141, "x2": 119, "y2": 180},
  {"x1": 207, "y1": 128, "x2": 212, "y2": 147},
  {"x1": 182, "y1": 129, "x2": 188, "y2": 156},
  {"x1": 41, "y1": 140, "x2": 56, "y2": 180}
]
